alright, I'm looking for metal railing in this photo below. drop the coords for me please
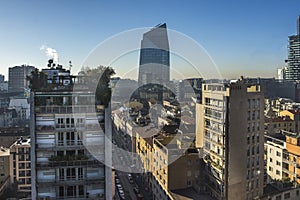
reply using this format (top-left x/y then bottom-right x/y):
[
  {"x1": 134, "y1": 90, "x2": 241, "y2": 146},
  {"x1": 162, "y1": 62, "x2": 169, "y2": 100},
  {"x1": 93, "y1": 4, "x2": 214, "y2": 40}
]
[
  {"x1": 36, "y1": 159, "x2": 104, "y2": 168},
  {"x1": 35, "y1": 105, "x2": 103, "y2": 114}
]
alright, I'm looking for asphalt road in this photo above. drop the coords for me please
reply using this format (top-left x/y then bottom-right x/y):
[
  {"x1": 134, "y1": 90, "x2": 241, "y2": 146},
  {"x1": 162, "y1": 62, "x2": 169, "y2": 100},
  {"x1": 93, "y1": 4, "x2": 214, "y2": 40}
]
[{"x1": 112, "y1": 123, "x2": 153, "y2": 200}]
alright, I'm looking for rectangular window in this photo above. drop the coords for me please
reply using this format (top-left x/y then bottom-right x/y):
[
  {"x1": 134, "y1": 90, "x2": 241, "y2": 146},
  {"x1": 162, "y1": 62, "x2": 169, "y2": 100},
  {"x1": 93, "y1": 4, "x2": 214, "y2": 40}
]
[
  {"x1": 269, "y1": 166, "x2": 273, "y2": 172},
  {"x1": 276, "y1": 170, "x2": 280, "y2": 175},
  {"x1": 276, "y1": 161, "x2": 281, "y2": 166},
  {"x1": 276, "y1": 151, "x2": 281, "y2": 157},
  {"x1": 59, "y1": 186, "x2": 64, "y2": 197},
  {"x1": 284, "y1": 192, "x2": 290, "y2": 199},
  {"x1": 59, "y1": 168, "x2": 64, "y2": 180}
]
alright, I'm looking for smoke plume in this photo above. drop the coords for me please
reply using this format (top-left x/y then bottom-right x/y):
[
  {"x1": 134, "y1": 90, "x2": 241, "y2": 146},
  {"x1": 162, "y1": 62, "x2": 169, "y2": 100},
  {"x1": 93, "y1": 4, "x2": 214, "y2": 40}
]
[{"x1": 40, "y1": 44, "x2": 59, "y2": 63}]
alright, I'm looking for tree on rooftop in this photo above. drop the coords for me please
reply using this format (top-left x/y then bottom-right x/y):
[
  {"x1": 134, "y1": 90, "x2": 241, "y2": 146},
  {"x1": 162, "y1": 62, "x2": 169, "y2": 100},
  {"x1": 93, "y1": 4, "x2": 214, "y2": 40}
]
[
  {"x1": 81, "y1": 66, "x2": 115, "y2": 107},
  {"x1": 27, "y1": 69, "x2": 48, "y2": 91}
]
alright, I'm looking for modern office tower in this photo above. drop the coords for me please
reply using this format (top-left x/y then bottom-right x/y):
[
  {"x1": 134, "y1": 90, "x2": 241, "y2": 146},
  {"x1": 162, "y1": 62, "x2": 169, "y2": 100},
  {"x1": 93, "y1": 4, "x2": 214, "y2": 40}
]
[
  {"x1": 285, "y1": 16, "x2": 300, "y2": 81},
  {"x1": 10, "y1": 137, "x2": 31, "y2": 196},
  {"x1": 196, "y1": 80, "x2": 264, "y2": 200},
  {"x1": 8, "y1": 65, "x2": 36, "y2": 92},
  {"x1": 138, "y1": 23, "x2": 170, "y2": 86},
  {"x1": 30, "y1": 66, "x2": 108, "y2": 199}
]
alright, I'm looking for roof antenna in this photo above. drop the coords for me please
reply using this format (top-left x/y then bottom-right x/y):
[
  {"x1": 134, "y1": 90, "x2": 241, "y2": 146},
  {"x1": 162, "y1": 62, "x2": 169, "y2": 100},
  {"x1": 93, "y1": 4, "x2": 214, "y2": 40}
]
[{"x1": 69, "y1": 61, "x2": 72, "y2": 73}]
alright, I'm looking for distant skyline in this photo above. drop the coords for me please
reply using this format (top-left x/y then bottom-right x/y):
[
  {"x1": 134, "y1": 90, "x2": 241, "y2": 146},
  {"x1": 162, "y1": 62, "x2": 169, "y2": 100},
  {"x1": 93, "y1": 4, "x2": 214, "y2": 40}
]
[{"x1": 0, "y1": 0, "x2": 299, "y2": 80}]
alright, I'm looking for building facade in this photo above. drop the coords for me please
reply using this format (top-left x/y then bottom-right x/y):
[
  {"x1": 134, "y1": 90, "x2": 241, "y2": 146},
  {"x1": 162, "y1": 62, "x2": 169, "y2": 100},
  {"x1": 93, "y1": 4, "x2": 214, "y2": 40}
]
[
  {"x1": 196, "y1": 80, "x2": 265, "y2": 200},
  {"x1": 285, "y1": 134, "x2": 300, "y2": 184},
  {"x1": 30, "y1": 66, "x2": 109, "y2": 199},
  {"x1": 265, "y1": 135, "x2": 289, "y2": 183},
  {"x1": 285, "y1": 16, "x2": 300, "y2": 82},
  {"x1": 0, "y1": 147, "x2": 10, "y2": 197},
  {"x1": 8, "y1": 65, "x2": 35, "y2": 93},
  {"x1": 138, "y1": 23, "x2": 170, "y2": 86},
  {"x1": 10, "y1": 137, "x2": 31, "y2": 196}
]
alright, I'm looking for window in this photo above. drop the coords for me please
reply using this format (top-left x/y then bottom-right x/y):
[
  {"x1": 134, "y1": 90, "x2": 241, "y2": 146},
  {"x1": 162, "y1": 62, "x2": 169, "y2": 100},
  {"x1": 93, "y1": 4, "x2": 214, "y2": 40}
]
[
  {"x1": 276, "y1": 161, "x2": 281, "y2": 166},
  {"x1": 187, "y1": 170, "x2": 191, "y2": 177},
  {"x1": 276, "y1": 170, "x2": 280, "y2": 175},
  {"x1": 59, "y1": 186, "x2": 64, "y2": 197},
  {"x1": 187, "y1": 180, "x2": 191, "y2": 186},
  {"x1": 66, "y1": 168, "x2": 76, "y2": 180},
  {"x1": 276, "y1": 195, "x2": 281, "y2": 200},
  {"x1": 270, "y1": 158, "x2": 273, "y2": 162},
  {"x1": 269, "y1": 166, "x2": 273, "y2": 172},
  {"x1": 276, "y1": 151, "x2": 281, "y2": 157},
  {"x1": 284, "y1": 192, "x2": 290, "y2": 199},
  {"x1": 79, "y1": 185, "x2": 84, "y2": 196},
  {"x1": 78, "y1": 168, "x2": 83, "y2": 179},
  {"x1": 58, "y1": 132, "x2": 64, "y2": 145},
  {"x1": 66, "y1": 186, "x2": 76, "y2": 197},
  {"x1": 59, "y1": 168, "x2": 64, "y2": 180}
]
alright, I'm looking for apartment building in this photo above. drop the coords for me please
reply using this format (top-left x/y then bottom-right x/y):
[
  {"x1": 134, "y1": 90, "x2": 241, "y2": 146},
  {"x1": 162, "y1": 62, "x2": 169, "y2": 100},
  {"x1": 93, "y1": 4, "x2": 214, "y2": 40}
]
[
  {"x1": 196, "y1": 80, "x2": 264, "y2": 200},
  {"x1": 30, "y1": 66, "x2": 109, "y2": 199},
  {"x1": 10, "y1": 137, "x2": 31, "y2": 196},
  {"x1": 152, "y1": 134, "x2": 201, "y2": 200},
  {"x1": 0, "y1": 147, "x2": 10, "y2": 197},
  {"x1": 280, "y1": 110, "x2": 300, "y2": 133},
  {"x1": 285, "y1": 134, "x2": 300, "y2": 184},
  {"x1": 264, "y1": 116, "x2": 295, "y2": 135},
  {"x1": 265, "y1": 135, "x2": 289, "y2": 183}
]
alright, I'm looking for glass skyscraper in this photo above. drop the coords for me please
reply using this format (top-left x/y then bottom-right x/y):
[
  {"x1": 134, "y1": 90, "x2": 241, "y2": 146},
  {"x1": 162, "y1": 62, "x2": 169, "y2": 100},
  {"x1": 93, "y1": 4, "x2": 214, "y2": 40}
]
[{"x1": 138, "y1": 23, "x2": 170, "y2": 86}]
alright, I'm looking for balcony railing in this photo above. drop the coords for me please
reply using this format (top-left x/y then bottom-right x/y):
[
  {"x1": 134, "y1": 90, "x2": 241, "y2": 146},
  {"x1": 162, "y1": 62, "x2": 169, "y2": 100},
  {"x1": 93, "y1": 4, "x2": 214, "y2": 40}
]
[
  {"x1": 36, "y1": 141, "x2": 84, "y2": 150},
  {"x1": 36, "y1": 159, "x2": 104, "y2": 168},
  {"x1": 36, "y1": 125, "x2": 55, "y2": 132},
  {"x1": 38, "y1": 177, "x2": 105, "y2": 187},
  {"x1": 35, "y1": 105, "x2": 104, "y2": 114}
]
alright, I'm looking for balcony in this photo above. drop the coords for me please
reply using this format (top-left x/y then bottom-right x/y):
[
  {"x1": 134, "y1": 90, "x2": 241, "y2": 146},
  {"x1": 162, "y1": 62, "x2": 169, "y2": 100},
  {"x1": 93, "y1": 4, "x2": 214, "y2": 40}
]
[
  {"x1": 35, "y1": 105, "x2": 103, "y2": 115},
  {"x1": 36, "y1": 154, "x2": 104, "y2": 168},
  {"x1": 36, "y1": 159, "x2": 104, "y2": 169},
  {"x1": 36, "y1": 125, "x2": 55, "y2": 132},
  {"x1": 56, "y1": 140, "x2": 84, "y2": 148},
  {"x1": 38, "y1": 176, "x2": 105, "y2": 187},
  {"x1": 36, "y1": 141, "x2": 84, "y2": 150}
]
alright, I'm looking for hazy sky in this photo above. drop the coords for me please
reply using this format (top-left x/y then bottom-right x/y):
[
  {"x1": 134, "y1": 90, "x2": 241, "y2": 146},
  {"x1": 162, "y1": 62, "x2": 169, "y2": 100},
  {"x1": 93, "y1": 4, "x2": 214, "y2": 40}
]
[{"x1": 0, "y1": 0, "x2": 299, "y2": 80}]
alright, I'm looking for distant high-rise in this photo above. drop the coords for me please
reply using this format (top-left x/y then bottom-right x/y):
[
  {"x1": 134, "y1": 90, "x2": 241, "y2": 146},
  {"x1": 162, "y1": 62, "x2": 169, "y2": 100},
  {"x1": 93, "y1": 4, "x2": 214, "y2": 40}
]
[
  {"x1": 9, "y1": 65, "x2": 36, "y2": 92},
  {"x1": 285, "y1": 16, "x2": 300, "y2": 81},
  {"x1": 138, "y1": 23, "x2": 170, "y2": 86},
  {"x1": 0, "y1": 74, "x2": 4, "y2": 83}
]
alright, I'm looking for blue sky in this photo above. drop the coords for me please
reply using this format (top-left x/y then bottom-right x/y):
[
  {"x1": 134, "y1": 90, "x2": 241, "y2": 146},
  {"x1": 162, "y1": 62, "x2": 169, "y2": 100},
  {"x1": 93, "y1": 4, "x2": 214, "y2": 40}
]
[{"x1": 0, "y1": 0, "x2": 299, "y2": 79}]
